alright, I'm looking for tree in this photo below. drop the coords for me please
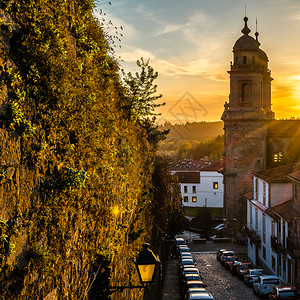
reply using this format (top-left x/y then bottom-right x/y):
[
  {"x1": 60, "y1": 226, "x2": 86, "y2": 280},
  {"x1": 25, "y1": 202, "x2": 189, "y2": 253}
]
[
  {"x1": 123, "y1": 58, "x2": 169, "y2": 148},
  {"x1": 123, "y1": 58, "x2": 164, "y2": 120}
]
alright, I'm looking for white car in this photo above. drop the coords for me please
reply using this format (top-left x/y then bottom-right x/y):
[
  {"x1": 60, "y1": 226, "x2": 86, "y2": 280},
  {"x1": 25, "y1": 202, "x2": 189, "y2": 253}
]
[{"x1": 252, "y1": 275, "x2": 280, "y2": 297}]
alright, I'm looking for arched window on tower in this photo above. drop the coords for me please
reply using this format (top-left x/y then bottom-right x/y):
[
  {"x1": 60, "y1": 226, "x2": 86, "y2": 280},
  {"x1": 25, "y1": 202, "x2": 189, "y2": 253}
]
[
  {"x1": 243, "y1": 56, "x2": 247, "y2": 64},
  {"x1": 240, "y1": 83, "x2": 251, "y2": 107}
]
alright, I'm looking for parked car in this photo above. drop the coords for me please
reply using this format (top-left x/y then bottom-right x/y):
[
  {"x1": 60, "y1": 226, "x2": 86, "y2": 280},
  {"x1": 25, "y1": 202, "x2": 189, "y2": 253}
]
[
  {"x1": 243, "y1": 269, "x2": 264, "y2": 286},
  {"x1": 216, "y1": 249, "x2": 229, "y2": 261},
  {"x1": 179, "y1": 259, "x2": 196, "y2": 271},
  {"x1": 176, "y1": 237, "x2": 186, "y2": 247},
  {"x1": 181, "y1": 268, "x2": 200, "y2": 281},
  {"x1": 236, "y1": 262, "x2": 252, "y2": 279},
  {"x1": 229, "y1": 260, "x2": 242, "y2": 275},
  {"x1": 179, "y1": 252, "x2": 193, "y2": 259},
  {"x1": 182, "y1": 274, "x2": 204, "y2": 286},
  {"x1": 179, "y1": 252, "x2": 193, "y2": 262},
  {"x1": 182, "y1": 280, "x2": 207, "y2": 296},
  {"x1": 220, "y1": 251, "x2": 235, "y2": 266},
  {"x1": 185, "y1": 287, "x2": 207, "y2": 297},
  {"x1": 269, "y1": 286, "x2": 300, "y2": 299},
  {"x1": 179, "y1": 247, "x2": 192, "y2": 254},
  {"x1": 253, "y1": 275, "x2": 280, "y2": 297},
  {"x1": 224, "y1": 256, "x2": 239, "y2": 269},
  {"x1": 185, "y1": 292, "x2": 215, "y2": 300},
  {"x1": 179, "y1": 245, "x2": 190, "y2": 250},
  {"x1": 181, "y1": 266, "x2": 199, "y2": 274}
]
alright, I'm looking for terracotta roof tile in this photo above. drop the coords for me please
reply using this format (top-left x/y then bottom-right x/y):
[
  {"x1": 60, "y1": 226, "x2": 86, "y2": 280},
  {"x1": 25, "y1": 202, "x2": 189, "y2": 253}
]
[
  {"x1": 174, "y1": 172, "x2": 200, "y2": 183},
  {"x1": 201, "y1": 161, "x2": 223, "y2": 172},
  {"x1": 252, "y1": 163, "x2": 300, "y2": 183},
  {"x1": 265, "y1": 200, "x2": 293, "y2": 221},
  {"x1": 288, "y1": 170, "x2": 300, "y2": 183},
  {"x1": 244, "y1": 192, "x2": 254, "y2": 200}
]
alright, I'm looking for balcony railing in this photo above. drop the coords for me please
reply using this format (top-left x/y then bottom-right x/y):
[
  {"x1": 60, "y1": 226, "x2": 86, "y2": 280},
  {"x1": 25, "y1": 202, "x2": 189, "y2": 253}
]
[
  {"x1": 244, "y1": 224, "x2": 261, "y2": 248},
  {"x1": 271, "y1": 235, "x2": 286, "y2": 254}
]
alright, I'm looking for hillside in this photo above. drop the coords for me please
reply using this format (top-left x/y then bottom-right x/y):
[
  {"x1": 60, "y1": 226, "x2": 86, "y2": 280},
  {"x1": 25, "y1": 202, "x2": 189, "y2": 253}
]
[
  {"x1": 0, "y1": 1, "x2": 185, "y2": 299},
  {"x1": 158, "y1": 121, "x2": 224, "y2": 154}
]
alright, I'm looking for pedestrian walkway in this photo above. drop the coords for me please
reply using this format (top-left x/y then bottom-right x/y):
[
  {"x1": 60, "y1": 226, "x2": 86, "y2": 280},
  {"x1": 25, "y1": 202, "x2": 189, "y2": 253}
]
[{"x1": 162, "y1": 257, "x2": 181, "y2": 300}]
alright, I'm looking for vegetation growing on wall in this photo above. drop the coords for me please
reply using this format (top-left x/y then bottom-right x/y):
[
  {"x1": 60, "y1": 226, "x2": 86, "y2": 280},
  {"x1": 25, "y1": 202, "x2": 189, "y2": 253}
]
[{"x1": 0, "y1": 1, "x2": 185, "y2": 299}]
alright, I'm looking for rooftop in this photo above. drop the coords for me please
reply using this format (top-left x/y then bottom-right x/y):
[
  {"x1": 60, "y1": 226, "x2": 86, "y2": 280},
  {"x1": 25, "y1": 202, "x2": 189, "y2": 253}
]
[
  {"x1": 169, "y1": 159, "x2": 222, "y2": 172},
  {"x1": 265, "y1": 199, "x2": 293, "y2": 221},
  {"x1": 174, "y1": 172, "x2": 200, "y2": 184},
  {"x1": 288, "y1": 170, "x2": 300, "y2": 183},
  {"x1": 252, "y1": 163, "x2": 300, "y2": 183},
  {"x1": 201, "y1": 160, "x2": 223, "y2": 172}
]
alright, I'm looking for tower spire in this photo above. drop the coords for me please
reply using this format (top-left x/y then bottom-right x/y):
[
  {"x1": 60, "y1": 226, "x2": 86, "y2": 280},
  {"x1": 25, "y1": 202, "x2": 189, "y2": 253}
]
[{"x1": 255, "y1": 17, "x2": 259, "y2": 41}]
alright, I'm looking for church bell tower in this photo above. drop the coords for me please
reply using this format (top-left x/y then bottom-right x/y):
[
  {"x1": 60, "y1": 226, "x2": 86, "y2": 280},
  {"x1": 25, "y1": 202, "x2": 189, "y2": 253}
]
[{"x1": 221, "y1": 17, "x2": 275, "y2": 231}]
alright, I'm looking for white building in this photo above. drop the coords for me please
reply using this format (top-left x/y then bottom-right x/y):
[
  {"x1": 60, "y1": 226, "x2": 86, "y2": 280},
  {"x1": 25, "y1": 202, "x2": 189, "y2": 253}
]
[
  {"x1": 175, "y1": 161, "x2": 224, "y2": 208},
  {"x1": 246, "y1": 164, "x2": 298, "y2": 285}
]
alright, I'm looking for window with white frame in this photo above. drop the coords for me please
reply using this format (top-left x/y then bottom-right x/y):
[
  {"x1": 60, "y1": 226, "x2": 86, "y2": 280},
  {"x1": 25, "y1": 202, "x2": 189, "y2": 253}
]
[
  {"x1": 183, "y1": 186, "x2": 188, "y2": 193},
  {"x1": 192, "y1": 196, "x2": 197, "y2": 202},
  {"x1": 255, "y1": 208, "x2": 258, "y2": 231},
  {"x1": 192, "y1": 186, "x2": 196, "y2": 193},
  {"x1": 263, "y1": 182, "x2": 266, "y2": 206},
  {"x1": 183, "y1": 196, "x2": 188, "y2": 203}
]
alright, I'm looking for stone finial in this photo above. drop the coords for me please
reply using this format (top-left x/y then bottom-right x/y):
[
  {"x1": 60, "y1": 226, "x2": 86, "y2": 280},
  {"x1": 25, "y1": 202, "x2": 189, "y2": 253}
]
[{"x1": 241, "y1": 17, "x2": 251, "y2": 35}]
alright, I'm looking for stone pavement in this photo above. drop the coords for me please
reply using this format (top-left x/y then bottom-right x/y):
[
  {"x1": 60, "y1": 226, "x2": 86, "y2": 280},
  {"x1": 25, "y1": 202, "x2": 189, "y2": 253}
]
[
  {"x1": 162, "y1": 257, "x2": 181, "y2": 300},
  {"x1": 162, "y1": 239, "x2": 247, "y2": 299}
]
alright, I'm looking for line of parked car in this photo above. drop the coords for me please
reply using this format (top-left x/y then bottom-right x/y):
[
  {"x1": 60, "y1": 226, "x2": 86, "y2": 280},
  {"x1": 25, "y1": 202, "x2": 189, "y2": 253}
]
[
  {"x1": 217, "y1": 248, "x2": 300, "y2": 299},
  {"x1": 176, "y1": 237, "x2": 214, "y2": 300}
]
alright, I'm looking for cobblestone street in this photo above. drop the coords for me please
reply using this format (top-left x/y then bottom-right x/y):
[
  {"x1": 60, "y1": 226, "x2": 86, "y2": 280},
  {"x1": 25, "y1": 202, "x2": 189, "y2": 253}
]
[
  {"x1": 163, "y1": 240, "x2": 261, "y2": 300},
  {"x1": 192, "y1": 251, "x2": 260, "y2": 300}
]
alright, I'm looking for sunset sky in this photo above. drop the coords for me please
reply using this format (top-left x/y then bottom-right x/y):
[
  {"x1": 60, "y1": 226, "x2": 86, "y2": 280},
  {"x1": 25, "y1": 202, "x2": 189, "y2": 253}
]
[{"x1": 99, "y1": 0, "x2": 300, "y2": 123}]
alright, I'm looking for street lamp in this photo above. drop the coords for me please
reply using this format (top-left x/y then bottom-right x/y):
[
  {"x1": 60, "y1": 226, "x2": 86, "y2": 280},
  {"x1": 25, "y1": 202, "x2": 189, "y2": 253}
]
[
  {"x1": 108, "y1": 243, "x2": 160, "y2": 291},
  {"x1": 134, "y1": 243, "x2": 160, "y2": 284}
]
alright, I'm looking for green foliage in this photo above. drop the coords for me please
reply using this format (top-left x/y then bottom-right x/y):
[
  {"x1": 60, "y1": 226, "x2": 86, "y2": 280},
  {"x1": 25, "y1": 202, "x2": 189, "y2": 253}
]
[
  {"x1": 0, "y1": 218, "x2": 16, "y2": 270},
  {"x1": 151, "y1": 158, "x2": 188, "y2": 237},
  {"x1": 61, "y1": 167, "x2": 88, "y2": 191},
  {"x1": 123, "y1": 58, "x2": 169, "y2": 148},
  {"x1": 123, "y1": 58, "x2": 165, "y2": 120},
  {"x1": 27, "y1": 243, "x2": 55, "y2": 274},
  {"x1": 7, "y1": 100, "x2": 35, "y2": 136}
]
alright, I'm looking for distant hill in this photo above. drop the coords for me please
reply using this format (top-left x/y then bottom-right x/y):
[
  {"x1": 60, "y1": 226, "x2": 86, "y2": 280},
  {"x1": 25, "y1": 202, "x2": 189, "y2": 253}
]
[{"x1": 158, "y1": 121, "x2": 224, "y2": 153}]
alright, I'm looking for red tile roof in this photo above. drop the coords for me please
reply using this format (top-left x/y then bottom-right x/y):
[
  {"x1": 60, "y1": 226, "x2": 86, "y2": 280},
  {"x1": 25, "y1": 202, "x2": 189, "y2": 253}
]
[
  {"x1": 201, "y1": 161, "x2": 223, "y2": 172},
  {"x1": 244, "y1": 192, "x2": 254, "y2": 200},
  {"x1": 265, "y1": 199, "x2": 293, "y2": 221},
  {"x1": 174, "y1": 172, "x2": 200, "y2": 183},
  {"x1": 252, "y1": 163, "x2": 300, "y2": 183},
  {"x1": 288, "y1": 170, "x2": 300, "y2": 183}
]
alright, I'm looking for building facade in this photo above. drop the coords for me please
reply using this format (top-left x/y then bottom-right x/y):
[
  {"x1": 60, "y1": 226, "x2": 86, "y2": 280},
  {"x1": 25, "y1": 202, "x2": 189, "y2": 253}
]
[
  {"x1": 246, "y1": 164, "x2": 300, "y2": 286},
  {"x1": 175, "y1": 161, "x2": 223, "y2": 209},
  {"x1": 222, "y1": 17, "x2": 300, "y2": 232}
]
